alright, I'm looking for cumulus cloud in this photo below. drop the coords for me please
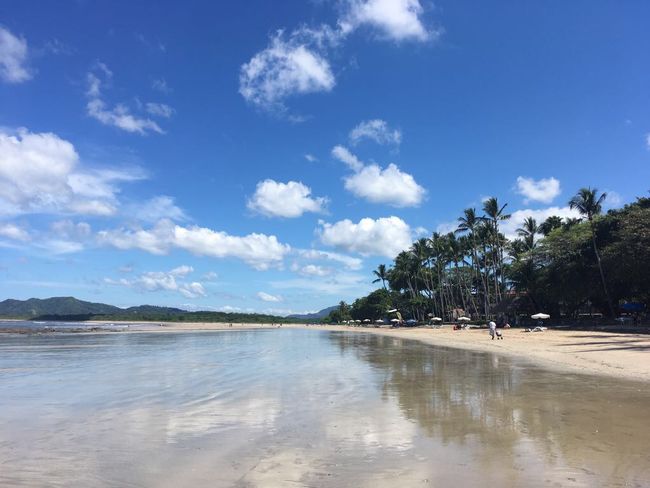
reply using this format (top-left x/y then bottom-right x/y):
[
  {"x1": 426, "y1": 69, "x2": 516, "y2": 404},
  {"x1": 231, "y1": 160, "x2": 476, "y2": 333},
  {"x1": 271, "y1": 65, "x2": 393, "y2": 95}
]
[
  {"x1": 0, "y1": 222, "x2": 30, "y2": 241},
  {"x1": 332, "y1": 145, "x2": 425, "y2": 207},
  {"x1": 85, "y1": 63, "x2": 168, "y2": 135},
  {"x1": 349, "y1": 119, "x2": 401, "y2": 146},
  {"x1": 345, "y1": 163, "x2": 425, "y2": 207},
  {"x1": 97, "y1": 219, "x2": 290, "y2": 270},
  {"x1": 500, "y1": 206, "x2": 581, "y2": 240},
  {"x1": 248, "y1": 179, "x2": 327, "y2": 218},
  {"x1": 515, "y1": 176, "x2": 561, "y2": 204},
  {"x1": 340, "y1": 0, "x2": 433, "y2": 42},
  {"x1": 239, "y1": 1, "x2": 434, "y2": 111},
  {"x1": 0, "y1": 128, "x2": 143, "y2": 216},
  {"x1": 105, "y1": 266, "x2": 206, "y2": 299},
  {"x1": 318, "y1": 216, "x2": 412, "y2": 258},
  {"x1": 239, "y1": 28, "x2": 336, "y2": 111},
  {"x1": 0, "y1": 26, "x2": 31, "y2": 83},
  {"x1": 256, "y1": 291, "x2": 282, "y2": 302},
  {"x1": 304, "y1": 154, "x2": 317, "y2": 162}
]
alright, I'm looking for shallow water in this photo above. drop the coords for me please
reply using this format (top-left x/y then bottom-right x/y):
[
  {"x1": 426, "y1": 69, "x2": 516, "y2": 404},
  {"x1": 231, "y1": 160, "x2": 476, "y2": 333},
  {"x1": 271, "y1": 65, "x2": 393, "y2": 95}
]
[{"x1": 0, "y1": 328, "x2": 648, "y2": 487}]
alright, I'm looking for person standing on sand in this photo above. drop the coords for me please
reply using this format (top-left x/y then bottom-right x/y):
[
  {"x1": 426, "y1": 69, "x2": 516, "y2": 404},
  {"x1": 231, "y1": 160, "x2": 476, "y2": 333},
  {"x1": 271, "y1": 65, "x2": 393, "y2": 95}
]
[{"x1": 489, "y1": 320, "x2": 503, "y2": 340}]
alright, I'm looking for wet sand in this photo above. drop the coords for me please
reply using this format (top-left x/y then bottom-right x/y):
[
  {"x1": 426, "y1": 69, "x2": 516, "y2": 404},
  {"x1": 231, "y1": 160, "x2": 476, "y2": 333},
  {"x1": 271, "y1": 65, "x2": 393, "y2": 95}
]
[
  {"x1": 85, "y1": 321, "x2": 650, "y2": 382},
  {"x1": 1, "y1": 328, "x2": 649, "y2": 487}
]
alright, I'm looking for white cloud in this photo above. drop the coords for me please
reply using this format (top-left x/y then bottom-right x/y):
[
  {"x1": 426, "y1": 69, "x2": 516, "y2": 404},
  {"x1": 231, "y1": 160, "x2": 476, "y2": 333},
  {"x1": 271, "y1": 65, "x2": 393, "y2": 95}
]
[
  {"x1": 296, "y1": 249, "x2": 363, "y2": 270},
  {"x1": 145, "y1": 102, "x2": 174, "y2": 118},
  {"x1": 239, "y1": 29, "x2": 336, "y2": 111},
  {"x1": 0, "y1": 222, "x2": 30, "y2": 241},
  {"x1": 0, "y1": 27, "x2": 31, "y2": 83},
  {"x1": 105, "y1": 266, "x2": 206, "y2": 299},
  {"x1": 297, "y1": 264, "x2": 332, "y2": 277},
  {"x1": 97, "y1": 219, "x2": 290, "y2": 270},
  {"x1": 248, "y1": 179, "x2": 327, "y2": 218},
  {"x1": 50, "y1": 220, "x2": 91, "y2": 240},
  {"x1": 515, "y1": 176, "x2": 561, "y2": 204},
  {"x1": 500, "y1": 206, "x2": 581, "y2": 240},
  {"x1": 86, "y1": 64, "x2": 165, "y2": 135},
  {"x1": 130, "y1": 196, "x2": 187, "y2": 223},
  {"x1": 256, "y1": 291, "x2": 282, "y2": 302},
  {"x1": 270, "y1": 271, "x2": 371, "y2": 296},
  {"x1": 349, "y1": 119, "x2": 401, "y2": 146},
  {"x1": 318, "y1": 216, "x2": 412, "y2": 258},
  {"x1": 0, "y1": 128, "x2": 143, "y2": 216},
  {"x1": 344, "y1": 162, "x2": 425, "y2": 207},
  {"x1": 331, "y1": 145, "x2": 364, "y2": 171},
  {"x1": 646, "y1": 133, "x2": 650, "y2": 150},
  {"x1": 332, "y1": 145, "x2": 424, "y2": 207},
  {"x1": 340, "y1": 0, "x2": 433, "y2": 42},
  {"x1": 202, "y1": 271, "x2": 218, "y2": 281},
  {"x1": 304, "y1": 154, "x2": 317, "y2": 162}
]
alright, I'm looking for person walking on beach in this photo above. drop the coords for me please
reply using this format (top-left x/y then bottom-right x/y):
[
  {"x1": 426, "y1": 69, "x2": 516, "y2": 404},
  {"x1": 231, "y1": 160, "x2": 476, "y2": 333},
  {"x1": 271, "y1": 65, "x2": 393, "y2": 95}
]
[{"x1": 489, "y1": 320, "x2": 503, "y2": 340}]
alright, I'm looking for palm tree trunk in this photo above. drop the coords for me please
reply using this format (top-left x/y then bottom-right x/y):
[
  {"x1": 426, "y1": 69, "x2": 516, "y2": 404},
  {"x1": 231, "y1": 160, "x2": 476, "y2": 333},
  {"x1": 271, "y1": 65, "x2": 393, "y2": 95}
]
[{"x1": 590, "y1": 226, "x2": 615, "y2": 318}]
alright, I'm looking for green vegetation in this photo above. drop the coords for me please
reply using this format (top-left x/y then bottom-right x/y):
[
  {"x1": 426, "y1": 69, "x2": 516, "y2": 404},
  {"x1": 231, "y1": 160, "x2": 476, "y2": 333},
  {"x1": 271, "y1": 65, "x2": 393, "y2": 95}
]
[
  {"x1": 0, "y1": 297, "x2": 299, "y2": 323},
  {"x1": 326, "y1": 190, "x2": 650, "y2": 324}
]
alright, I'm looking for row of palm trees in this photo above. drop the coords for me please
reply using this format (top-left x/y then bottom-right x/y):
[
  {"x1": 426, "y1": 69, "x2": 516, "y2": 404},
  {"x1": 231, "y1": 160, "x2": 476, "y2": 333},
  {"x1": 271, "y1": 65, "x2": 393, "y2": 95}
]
[{"x1": 371, "y1": 188, "x2": 613, "y2": 320}]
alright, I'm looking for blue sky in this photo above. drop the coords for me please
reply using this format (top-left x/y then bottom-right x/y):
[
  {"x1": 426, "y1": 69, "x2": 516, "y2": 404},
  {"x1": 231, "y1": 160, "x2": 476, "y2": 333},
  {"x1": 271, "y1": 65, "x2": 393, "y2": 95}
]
[{"x1": 0, "y1": 0, "x2": 649, "y2": 314}]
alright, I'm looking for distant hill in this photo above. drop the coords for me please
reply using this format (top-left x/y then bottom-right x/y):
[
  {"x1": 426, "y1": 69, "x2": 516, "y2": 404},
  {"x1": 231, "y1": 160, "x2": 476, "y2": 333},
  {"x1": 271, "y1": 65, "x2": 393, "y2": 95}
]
[
  {"x1": 0, "y1": 296, "x2": 297, "y2": 323},
  {"x1": 288, "y1": 305, "x2": 337, "y2": 321},
  {"x1": 0, "y1": 297, "x2": 122, "y2": 317}
]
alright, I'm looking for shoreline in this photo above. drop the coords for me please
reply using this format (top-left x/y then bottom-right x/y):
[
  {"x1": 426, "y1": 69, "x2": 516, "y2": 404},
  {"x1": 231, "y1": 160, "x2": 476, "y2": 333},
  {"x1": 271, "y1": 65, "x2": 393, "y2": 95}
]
[{"x1": 3, "y1": 320, "x2": 649, "y2": 382}]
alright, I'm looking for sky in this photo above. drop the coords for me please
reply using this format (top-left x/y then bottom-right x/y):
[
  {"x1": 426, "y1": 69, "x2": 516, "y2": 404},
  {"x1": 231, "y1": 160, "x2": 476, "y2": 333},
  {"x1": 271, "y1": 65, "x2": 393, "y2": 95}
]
[{"x1": 0, "y1": 0, "x2": 649, "y2": 315}]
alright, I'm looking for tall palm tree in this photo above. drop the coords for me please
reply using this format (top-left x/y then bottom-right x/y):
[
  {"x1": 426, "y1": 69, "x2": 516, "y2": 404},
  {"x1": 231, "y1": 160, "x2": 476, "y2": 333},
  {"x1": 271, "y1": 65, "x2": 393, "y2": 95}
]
[
  {"x1": 372, "y1": 264, "x2": 389, "y2": 290},
  {"x1": 516, "y1": 216, "x2": 538, "y2": 250},
  {"x1": 456, "y1": 208, "x2": 488, "y2": 318},
  {"x1": 482, "y1": 197, "x2": 511, "y2": 296},
  {"x1": 569, "y1": 187, "x2": 615, "y2": 317}
]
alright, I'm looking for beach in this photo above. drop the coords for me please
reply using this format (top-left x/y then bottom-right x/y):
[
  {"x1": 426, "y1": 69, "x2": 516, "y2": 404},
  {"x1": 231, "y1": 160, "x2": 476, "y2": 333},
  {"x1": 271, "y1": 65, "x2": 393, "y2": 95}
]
[
  {"x1": 1, "y1": 326, "x2": 649, "y2": 487},
  {"x1": 69, "y1": 321, "x2": 650, "y2": 383}
]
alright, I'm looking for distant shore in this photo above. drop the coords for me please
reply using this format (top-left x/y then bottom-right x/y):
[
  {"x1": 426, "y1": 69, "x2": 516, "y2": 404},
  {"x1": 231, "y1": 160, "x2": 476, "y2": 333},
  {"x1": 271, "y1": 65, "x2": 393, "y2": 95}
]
[{"x1": 2, "y1": 320, "x2": 649, "y2": 382}]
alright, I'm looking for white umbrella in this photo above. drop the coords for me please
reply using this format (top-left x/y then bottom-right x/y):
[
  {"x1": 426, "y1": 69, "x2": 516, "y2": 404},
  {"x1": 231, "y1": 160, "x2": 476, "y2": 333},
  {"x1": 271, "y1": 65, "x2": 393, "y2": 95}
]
[
  {"x1": 375, "y1": 319, "x2": 384, "y2": 324},
  {"x1": 531, "y1": 313, "x2": 550, "y2": 320},
  {"x1": 430, "y1": 317, "x2": 442, "y2": 322},
  {"x1": 457, "y1": 316, "x2": 471, "y2": 322},
  {"x1": 387, "y1": 309, "x2": 398, "y2": 313},
  {"x1": 355, "y1": 320, "x2": 361, "y2": 323},
  {"x1": 390, "y1": 318, "x2": 400, "y2": 323},
  {"x1": 363, "y1": 319, "x2": 371, "y2": 323}
]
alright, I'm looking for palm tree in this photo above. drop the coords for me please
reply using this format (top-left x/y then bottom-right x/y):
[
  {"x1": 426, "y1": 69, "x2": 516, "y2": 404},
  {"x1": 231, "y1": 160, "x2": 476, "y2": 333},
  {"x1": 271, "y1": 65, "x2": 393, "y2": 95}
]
[
  {"x1": 516, "y1": 216, "x2": 538, "y2": 250},
  {"x1": 372, "y1": 264, "x2": 388, "y2": 290},
  {"x1": 482, "y1": 197, "x2": 511, "y2": 297},
  {"x1": 539, "y1": 216, "x2": 563, "y2": 236},
  {"x1": 569, "y1": 187, "x2": 615, "y2": 317}
]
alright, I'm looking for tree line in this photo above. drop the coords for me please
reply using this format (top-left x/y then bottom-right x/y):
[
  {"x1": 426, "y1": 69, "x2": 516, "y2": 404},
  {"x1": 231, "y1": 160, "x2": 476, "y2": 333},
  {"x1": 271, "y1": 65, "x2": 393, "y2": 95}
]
[{"x1": 326, "y1": 188, "x2": 650, "y2": 324}]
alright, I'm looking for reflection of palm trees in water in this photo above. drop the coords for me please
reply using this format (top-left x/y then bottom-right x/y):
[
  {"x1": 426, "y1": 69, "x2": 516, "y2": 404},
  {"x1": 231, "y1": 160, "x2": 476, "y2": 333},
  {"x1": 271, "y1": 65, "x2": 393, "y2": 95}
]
[{"x1": 328, "y1": 332, "x2": 650, "y2": 486}]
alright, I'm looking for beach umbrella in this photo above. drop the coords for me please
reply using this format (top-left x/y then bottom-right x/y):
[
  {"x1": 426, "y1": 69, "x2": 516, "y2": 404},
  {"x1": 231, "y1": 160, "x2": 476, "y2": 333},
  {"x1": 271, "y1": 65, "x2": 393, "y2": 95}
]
[
  {"x1": 363, "y1": 319, "x2": 371, "y2": 323},
  {"x1": 457, "y1": 316, "x2": 471, "y2": 322},
  {"x1": 375, "y1": 319, "x2": 384, "y2": 324},
  {"x1": 531, "y1": 313, "x2": 550, "y2": 320},
  {"x1": 355, "y1": 320, "x2": 361, "y2": 323},
  {"x1": 390, "y1": 318, "x2": 400, "y2": 323},
  {"x1": 387, "y1": 309, "x2": 398, "y2": 313},
  {"x1": 430, "y1": 317, "x2": 442, "y2": 322}
]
